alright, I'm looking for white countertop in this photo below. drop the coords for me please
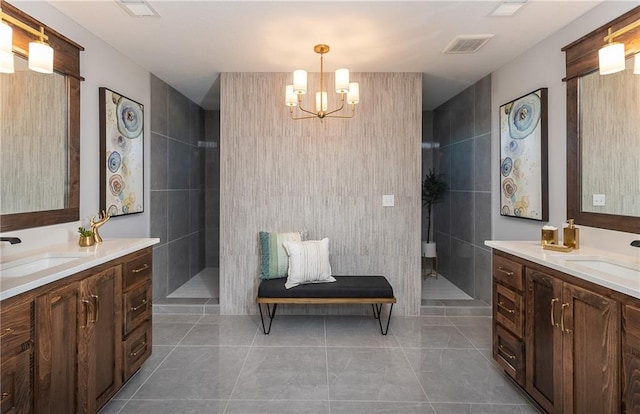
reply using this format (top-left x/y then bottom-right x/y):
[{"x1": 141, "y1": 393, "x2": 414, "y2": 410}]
[
  {"x1": 0, "y1": 238, "x2": 159, "y2": 301},
  {"x1": 485, "y1": 240, "x2": 640, "y2": 299}
]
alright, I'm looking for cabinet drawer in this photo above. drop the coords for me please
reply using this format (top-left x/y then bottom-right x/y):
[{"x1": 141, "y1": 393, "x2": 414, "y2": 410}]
[
  {"x1": 123, "y1": 322, "x2": 152, "y2": 381},
  {"x1": 123, "y1": 281, "x2": 152, "y2": 337},
  {"x1": 494, "y1": 324, "x2": 525, "y2": 386},
  {"x1": 0, "y1": 301, "x2": 32, "y2": 357},
  {"x1": 492, "y1": 254, "x2": 523, "y2": 291},
  {"x1": 494, "y1": 283, "x2": 524, "y2": 338},
  {"x1": 123, "y1": 252, "x2": 152, "y2": 289}
]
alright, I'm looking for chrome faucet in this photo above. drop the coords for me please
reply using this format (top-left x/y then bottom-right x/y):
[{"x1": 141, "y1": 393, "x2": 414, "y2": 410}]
[{"x1": 0, "y1": 237, "x2": 21, "y2": 245}]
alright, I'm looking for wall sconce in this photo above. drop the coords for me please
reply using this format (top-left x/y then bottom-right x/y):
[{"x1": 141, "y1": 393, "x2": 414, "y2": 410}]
[
  {"x1": 0, "y1": 8, "x2": 54, "y2": 74},
  {"x1": 598, "y1": 20, "x2": 640, "y2": 75}
]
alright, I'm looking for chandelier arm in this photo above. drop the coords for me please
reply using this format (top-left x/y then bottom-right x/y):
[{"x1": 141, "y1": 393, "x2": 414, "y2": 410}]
[
  {"x1": 290, "y1": 113, "x2": 324, "y2": 120},
  {"x1": 296, "y1": 104, "x2": 321, "y2": 117},
  {"x1": 322, "y1": 101, "x2": 346, "y2": 117},
  {"x1": 325, "y1": 109, "x2": 356, "y2": 119}
]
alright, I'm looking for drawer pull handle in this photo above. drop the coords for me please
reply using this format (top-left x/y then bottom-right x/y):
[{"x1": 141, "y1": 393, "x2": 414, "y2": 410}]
[
  {"x1": 550, "y1": 298, "x2": 559, "y2": 327},
  {"x1": 130, "y1": 341, "x2": 147, "y2": 357},
  {"x1": 80, "y1": 299, "x2": 90, "y2": 328},
  {"x1": 132, "y1": 263, "x2": 150, "y2": 274},
  {"x1": 498, "y1": 344, "x2": 516, "y2": 360},
  {"x1": 0, "y1": 328, "x2": 14, "y2": 338},
  {"x1": 561, "y1": 303, "x2": 572, "y2": 334},
  {"x1": 497, "y1": 266, "x2": 514, "y2": 277},
  {"x1": 497, "y1": 301, "x2": 515, "y2": 314},
  {"x1": 131, "y1": 299, "x2": 148, "y2": 312},
  {"x1": 0, "y1": 392, "x2": 10, "y2": 402},
  {"x1": 92, "y1": 295, "x2": 99, "y2": 324}
]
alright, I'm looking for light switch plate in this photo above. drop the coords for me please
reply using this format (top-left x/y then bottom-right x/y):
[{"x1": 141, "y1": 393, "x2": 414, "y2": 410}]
[
  {"x1": 382, "y1": 195, "x2": 395, "y2": 207},
  {"x1": 592, "y1": 194, "x2": 605, "y2": 206}
]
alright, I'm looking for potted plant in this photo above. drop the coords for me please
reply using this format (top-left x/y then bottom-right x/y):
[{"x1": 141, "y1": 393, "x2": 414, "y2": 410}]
[
  {"x1": 78, "y1": 226, "x2": 95, "y2": 247},
  {"x1": 421, "y1": 169, "x2": 448, "y2": 257}
]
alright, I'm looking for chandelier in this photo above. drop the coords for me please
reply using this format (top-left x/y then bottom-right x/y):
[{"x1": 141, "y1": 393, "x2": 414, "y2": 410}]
[{"x1": 285, "y1": 44, "x2": 359, "y2": 121}]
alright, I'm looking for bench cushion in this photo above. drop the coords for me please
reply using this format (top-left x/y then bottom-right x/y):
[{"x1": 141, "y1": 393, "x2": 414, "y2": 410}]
[{"x1": 258, "y1": 276, "x2": 393, "y2": 299}]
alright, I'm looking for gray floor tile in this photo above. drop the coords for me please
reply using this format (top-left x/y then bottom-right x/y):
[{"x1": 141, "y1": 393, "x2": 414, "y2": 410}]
[
  {"x1": 447, "y1": 316, "x2": 492, "y2": 327},
  {"x1": 431, "y1": 403, "x2": 541, "y2": 413},
  {"x1": 330, "y1": 401, "x2": 436, "y2": 414},
  {"x1": 180, "y1": 315, "x2": 258, "y2": 346},
  {"x1": 225, "y1": 400, "x2": 330, "y2": 414},
  {"x1": 252, "y1": 315, "x2": 326, "y2": 346},
  {"x1": 230, "y1": 346, "x2": 329, "y2": 400},
  {"x1": 152, "y1": 314, "x2": 201, "y2": 345},
  {"x1": 327, "y1": 347, "x2": 427, "y2": 402},
  {"x1": 405, "y1": 348, "x2": 529, "y2": 404},
  {"x1": 133, "y1": 346, "x2": 249, "y2": 400},
  {"x1": 393, "y1": 316, "x2": 452, "y2": 327},
  {"x1": 393, "y1": 325, "x2": 475, "y2": 349},
  {"x1": 118, "y1": 399, "x2": 226, "y2": 413},
  {"x1": 455, "y1": 325, "x2": 493, "y2": 349},
  {"x1": 98, "y1": 399, "x2": 127, "y2": 414},
  {"x1": 325, "y1": 316, "x2": 400, "y2": 347},
  {"x1": 114, "y1": 346, "x2": 173, "y2": 399}
]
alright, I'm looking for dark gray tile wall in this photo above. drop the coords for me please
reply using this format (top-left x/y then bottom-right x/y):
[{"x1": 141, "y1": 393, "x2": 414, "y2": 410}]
[
  {"x1": 150, "y1": 74, "x2": 208, "y2": 300},
  {"x1": 425, "y1": 74, "x2": 492, "y2": 303}
]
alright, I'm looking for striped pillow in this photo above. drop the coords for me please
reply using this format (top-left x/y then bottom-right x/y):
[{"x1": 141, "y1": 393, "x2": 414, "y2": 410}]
[
  {"x1": 259, "y1": 231, "x2": 302, "y2": 279},
  {"x1": 283, "y1": 238, "x2": 335, "y2": 289}
]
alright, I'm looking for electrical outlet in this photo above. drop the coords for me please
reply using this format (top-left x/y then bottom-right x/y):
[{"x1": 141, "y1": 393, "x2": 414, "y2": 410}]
[
  {"x1": 382, "y1": 195, "x2": 395, "y2": 207},
  {"x1": 593, "y1": 194, "x2": 605, "y2": 206}
]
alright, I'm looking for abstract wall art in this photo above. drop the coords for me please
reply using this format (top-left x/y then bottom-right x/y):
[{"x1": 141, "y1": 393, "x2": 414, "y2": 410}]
[
  {"x1": 499, "y1": 88, "x2": 548, "y2": 221},
  {"x1": 99, "y1": 87, "x2": 144, "y2": 217}
]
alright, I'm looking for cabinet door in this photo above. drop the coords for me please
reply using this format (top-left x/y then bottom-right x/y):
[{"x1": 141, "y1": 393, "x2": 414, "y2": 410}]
[
  {"x1": 525, "y1": 269, "x2": 563, "y2": 414},
  {"x1": 1, "y1": 350, "x2": 31, "y2": 414},
  {"x1": 623, "y1": 304, "x2": 640, "y2": 413},
  {"x1": 561, "y1": 282, "x2": 620, "y2": 414},
  {"x1": 35, "y1": 282, "x2": 84, "y2": 414},
  {"x1": 80, "y1": 266, "x2": 123, "y2": 413}
]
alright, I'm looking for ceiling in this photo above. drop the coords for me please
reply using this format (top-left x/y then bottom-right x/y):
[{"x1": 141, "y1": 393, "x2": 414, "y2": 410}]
[{"x1": 43, "y1": 0, "x2": 604, "y2": 110}]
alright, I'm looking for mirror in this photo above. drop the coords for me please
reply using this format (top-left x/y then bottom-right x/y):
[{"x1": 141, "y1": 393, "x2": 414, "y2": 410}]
[
  {"x1": 0, "y1": 1, "x2": 83, "y2": 232},
  {"x1": 563, "y1": 6, "x2": 640, "y2": 234}
]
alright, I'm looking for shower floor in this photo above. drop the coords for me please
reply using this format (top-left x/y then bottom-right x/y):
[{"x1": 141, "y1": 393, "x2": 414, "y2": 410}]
[
  {"x1": 167, "y1": 267, "x2": 219, "y2": 299},
  {"x1": 422, "y1": 274, "x2": 473, "y2": 300}
]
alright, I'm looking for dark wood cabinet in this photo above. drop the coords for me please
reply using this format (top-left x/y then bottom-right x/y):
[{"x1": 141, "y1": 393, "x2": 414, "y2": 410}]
[
  {"x1": 36, "y1": 265, "x2": 123, "y2": 413},
  {"x1": 494, "y1": 250, "x2": 623, "y2": 413},
  {"x1": 623, "y1": 305, "x2": 640, "y2": 413},
  {"x1": 0, "y1": 246, "x2": 153, "y2": 414}
]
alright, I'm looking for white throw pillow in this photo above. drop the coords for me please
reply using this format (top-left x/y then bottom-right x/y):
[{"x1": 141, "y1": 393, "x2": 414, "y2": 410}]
[{"x1": 283, "y1": 238, "x2": 335, "y2": 289}]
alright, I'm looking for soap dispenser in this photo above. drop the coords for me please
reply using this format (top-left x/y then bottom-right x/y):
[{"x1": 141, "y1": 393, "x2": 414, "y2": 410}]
[{"x1": 563, "y1": 219, "x2": 580, "y2": 250}]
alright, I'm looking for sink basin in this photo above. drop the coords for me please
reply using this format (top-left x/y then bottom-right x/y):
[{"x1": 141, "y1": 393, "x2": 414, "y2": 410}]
[
  {"x1": 561, "y1": 256, "x2": 640, "y2": 281},
  {"x1": 1, "y1": 252, "x2": 92, "y2": 278}
]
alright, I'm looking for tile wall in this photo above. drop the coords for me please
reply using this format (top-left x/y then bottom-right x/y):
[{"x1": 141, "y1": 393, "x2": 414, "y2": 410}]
[
  {"x1": 429, "y1": 75, "x2": 492, "y2": 303},
  {"x1": 150, "y1": 74, "x2": 207, "y2": 300}
]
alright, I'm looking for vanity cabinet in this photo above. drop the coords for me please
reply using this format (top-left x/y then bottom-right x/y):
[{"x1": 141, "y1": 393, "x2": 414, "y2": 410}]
[
  {"x1": 493, "y1": 250, "x2": 622, "y2": 413},
  {"x1": 0, "y1": 301, "x2": 33, "y2": 414},
  {"x1": 623, "y1": 304, "x2": 640, "y2": 412},
  {"x1": 35, "y1": 265, "x2": 122, "y2": 413},
  {"x1": 0, "y1": 246, "x2": 153, "y2": 414}
]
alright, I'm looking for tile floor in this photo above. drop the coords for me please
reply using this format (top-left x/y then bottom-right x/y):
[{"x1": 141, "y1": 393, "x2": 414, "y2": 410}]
[{"x1": 100, "y1": 314, "x2": 540, "y2": 414}]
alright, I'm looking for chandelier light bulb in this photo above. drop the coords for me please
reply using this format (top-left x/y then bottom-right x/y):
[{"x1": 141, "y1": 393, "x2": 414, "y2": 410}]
[
  {"x1": 0, "y1": 21, "x2": 12, "y2": 55},
  {"x1": 598, "y1": 42, "x2": 625, "y2": 75},
  {"x1": 335, "y1": 68, "x2": 349, "y2": 93},
  {"x1": 293, "y1": 70, "x2": 307, "y2": 94},
  {"x1": 285, "y1": 85, "x2": 297, "y2": 106},
  {"x1": 347, "y1": 82, "x2": 360, "y2": 105},
  {"x1": 315, "y1": 91, "x2": 328, "y2": 112}
]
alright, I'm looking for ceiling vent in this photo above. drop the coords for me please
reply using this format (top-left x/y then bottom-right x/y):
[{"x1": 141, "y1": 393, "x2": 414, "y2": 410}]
[{"x1": 443, "y1": 35, "x2": 494, "y2": 54}]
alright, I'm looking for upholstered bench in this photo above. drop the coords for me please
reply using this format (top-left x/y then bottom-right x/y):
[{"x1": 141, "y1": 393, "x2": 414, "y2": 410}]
[{"x1": 256, "y1": 275, "x2": 396, "y2": 335}]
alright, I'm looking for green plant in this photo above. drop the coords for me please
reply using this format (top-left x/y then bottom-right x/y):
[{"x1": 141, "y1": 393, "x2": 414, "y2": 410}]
[
  {"x1": 78, "y1": 226, "x2": 94, "y2": 237},
  {"x1": 422, "y1": 169, "x2": 448, "y2": 243}
]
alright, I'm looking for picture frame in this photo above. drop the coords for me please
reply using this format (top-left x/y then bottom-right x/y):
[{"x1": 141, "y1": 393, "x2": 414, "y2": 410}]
[
  {"x1": 99, "y1": 87, "x2": 144, "y2": 217},
  {"x1": 499, "y1": 88, "x2": 548, "y2": 221}
]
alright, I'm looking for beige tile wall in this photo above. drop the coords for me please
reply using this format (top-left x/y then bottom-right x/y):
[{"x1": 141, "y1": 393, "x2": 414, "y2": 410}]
[{"x1": 220, "y1": 72, "x2": 422, "y2": 315}]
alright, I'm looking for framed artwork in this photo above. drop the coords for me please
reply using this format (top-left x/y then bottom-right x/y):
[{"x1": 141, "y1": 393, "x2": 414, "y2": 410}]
[
  {"x1": 99, "y1": 87, "x2": 144, "y2": 217},
  {"x1": 499, "y1": 88, "x2": 548, "y2": 221}
]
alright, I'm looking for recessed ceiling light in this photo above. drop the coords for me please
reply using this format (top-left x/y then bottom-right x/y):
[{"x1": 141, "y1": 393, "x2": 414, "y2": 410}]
[
  {"x1": 118, "y1": 0, "x2": 159, "y2": 18},
  {"x1": 490, "y1": 1, "x2": 526, "y2": 17}
]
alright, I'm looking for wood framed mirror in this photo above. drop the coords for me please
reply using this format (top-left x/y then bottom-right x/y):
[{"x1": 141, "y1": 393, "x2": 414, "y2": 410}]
[
  {"x1": 562, "y1": 6, "x2": 640, "y2": 234},
  {"x1": 0, "y1": 1, "x2": 83, "y2": 232}
]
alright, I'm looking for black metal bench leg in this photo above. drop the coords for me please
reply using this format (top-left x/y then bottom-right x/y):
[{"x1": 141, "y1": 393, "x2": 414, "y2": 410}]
[
  {"x1": 371, "y1": 304, "x2": 382, "y2": 320},
  {"x1": 376, "y1": 303, "x2": 393, "y2": 335},
  {"x1": 258, "y1": 303, "x2": 278, "y2": 334}
]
